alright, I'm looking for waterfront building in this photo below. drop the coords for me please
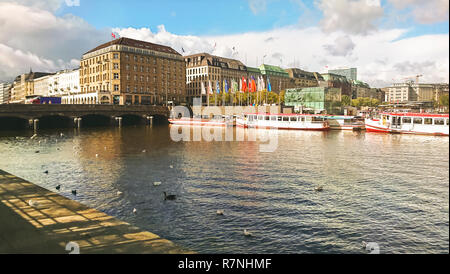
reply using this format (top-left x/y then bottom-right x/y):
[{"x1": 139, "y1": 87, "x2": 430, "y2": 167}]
[
  {"x1": 328, "y1": 67, "x2": 357, "y2": 81},
  {"x1": 284, "y1": 87, "x2": 342, "y2": 114},
  {"x1": 0, "y1": 82, "x2": 12, "y2": 104},
  {"x1": 285, "y1": 68, "x2": 322, "y2": 88},
  {"x1": 33, "y1": 75, "x2": 53, "y2": 97},
  {"x1": 319, "y1": 73, "x2": 352, "y2": 97},
  {"x1": 184, "y1": 53, "x2": 248, "y2": 105},
  {"x1": 384, "y1": 82, "x2": 448, "y2": 103},
  {"x1": 351, "y1": 80, "x2": 371, "y2": 99},
  {"x1": 10, "y1": 70, "x2": 53, "y2": 103},
  {"x1": 80, "y1": 37, "x2": 186, "y2": 105},
  {"x1": 259, "y1": 64, "x2": 293, "y2": 93}
]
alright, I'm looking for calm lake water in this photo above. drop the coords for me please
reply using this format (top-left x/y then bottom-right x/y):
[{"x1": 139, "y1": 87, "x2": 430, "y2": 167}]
[{"x1": 0, "y1": 125, "x2": 448, "y2": 254}]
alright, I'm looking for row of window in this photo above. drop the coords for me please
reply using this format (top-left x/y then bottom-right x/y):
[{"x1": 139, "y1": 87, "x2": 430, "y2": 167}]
[{"x1": 398, "y1": 117, "x2": 449, "y2": 125}]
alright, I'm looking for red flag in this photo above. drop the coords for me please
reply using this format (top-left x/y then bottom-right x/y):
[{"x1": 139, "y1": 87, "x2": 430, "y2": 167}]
[
  {"x1": 251, "y1": 78, "x2": 256, "y2": 92},
  {"x1": 111, "y1": 32, "x2": 116, "y2": 39},
  {"x1": 242, "y1": 77, "x2": 247, "y2": 92}
]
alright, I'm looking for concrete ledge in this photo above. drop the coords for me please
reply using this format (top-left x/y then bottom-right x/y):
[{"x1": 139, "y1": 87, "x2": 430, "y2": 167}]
[{"x1": 0, "y1": 169, "x2": 194, "y2": 254}]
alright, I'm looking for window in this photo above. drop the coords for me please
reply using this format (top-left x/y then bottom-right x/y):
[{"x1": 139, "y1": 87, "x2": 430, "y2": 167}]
[
  {"x1": 258, "y1": 116, "x2": 263, "y2": 120},
  {"x1": 447, "y1": 119, "x2": 449, "y2": 125},
  {"x1": 114, "y1": 85, "x2": 119, "y2": 91},
  {"x1": 113, "y1": 63, "x2": 119, "y2": 69},
  {"x1": 113, "y1": 53, "x2": 118, "y2": 59},
  {"x1": 283, "y1": 117, "x2": 289, "y2": 122},
  {"x1": 402, "y1": 117, "x2": 411, "y2": 124},
  {"x1": 113, "y1": 73, "x2": 119, "y2": 79},
  {"x1": 413, "y1": 118, "x2": 423, "y2": 124},
  {"x1": 434, "y1": 118, "x2": 445, "y2": 125},
  {"x1": 270, "y1": 116, "x2": 276, "y2": 121},
  {"x1": 424, "y1": 118, "x2": 433, "y2": 125},
  {"x1": 290, "y1": 117, "x2": 298, "y2": 122}
]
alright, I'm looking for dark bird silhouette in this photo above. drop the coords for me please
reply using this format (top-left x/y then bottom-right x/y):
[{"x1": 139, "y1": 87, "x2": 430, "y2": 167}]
[
  {"x1": 35, "y1": 150, "x2": 40, "y2": 153},
  {"x1": 72, "y1": 190, "x2": 77, "y2": 195},
  {"x1": 163, "y1": 192, "x2": 176, "y2": 200},
  {"x1": 56, "y1": 185, "x2": 61, "y2": 191},
  {"x1": 44, "y1": 170, "x2": 49, "y2": 174}
]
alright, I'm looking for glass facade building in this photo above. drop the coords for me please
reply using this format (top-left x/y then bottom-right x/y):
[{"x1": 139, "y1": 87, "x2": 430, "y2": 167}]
[{"x1": 285, "y1": 87, "x2": 342, "y2": 114}]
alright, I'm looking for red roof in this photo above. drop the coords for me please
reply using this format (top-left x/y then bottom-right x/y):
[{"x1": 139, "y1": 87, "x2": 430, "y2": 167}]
[{"x1": 382, "y1": 112, "x2": 449, "y2": 118}]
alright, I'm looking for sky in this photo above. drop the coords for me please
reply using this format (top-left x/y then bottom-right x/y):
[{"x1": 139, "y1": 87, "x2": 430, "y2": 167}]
[{"x1": 0, "y1": 0, "x2": 448, "y2": 87}]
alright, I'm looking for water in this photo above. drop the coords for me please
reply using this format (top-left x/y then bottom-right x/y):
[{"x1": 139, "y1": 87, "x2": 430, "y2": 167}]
[{"x1": 0, "y1": 125, "x2": 448, "y2": 254}]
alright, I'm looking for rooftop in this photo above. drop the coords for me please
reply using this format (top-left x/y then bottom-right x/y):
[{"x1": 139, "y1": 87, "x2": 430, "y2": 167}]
[{"x1": 84, "y1": 37, "x2": 181, "y2": 56}]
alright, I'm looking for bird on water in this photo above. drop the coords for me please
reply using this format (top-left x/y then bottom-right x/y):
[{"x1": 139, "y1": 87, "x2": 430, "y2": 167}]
[
  {"x1": 163, "y1": 192, "x2": 176, "y2": 200},
  {"x1": 44, "y1": 170, "x2": 49, "y2": 174},
  {"x1": 72, "y1": 190, "x2": 77, "y2": 195},
  {"x1": 243, "y1": 229, "x2": 253, "y2": 237},
  {"x1": 315, "y1": 186, "x2": 323, "y2": 192},
  {"x1": 56, "y1": 185, "x2": 61, "y2": 191},
  {"x1": 216, "y1": 210, "x2": 224, "y2": 215}
]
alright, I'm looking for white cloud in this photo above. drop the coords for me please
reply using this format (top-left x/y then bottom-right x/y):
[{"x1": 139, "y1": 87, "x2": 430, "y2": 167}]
[
  {"x1": 388, "y1": 0, "x2": 449, "y2": 24},
  {"x1": 315, "y1": 0, "x2": 384, "y2": 35},
  {"x1": 0, "y1": 43, "x2": 78, "y2": 79},
  {"x1": 323, "y1": 35, "x2": 355, "y2": 56},
  {"x1": 113, "y1": 24, "x2": 448, "y2": 87},
  {"x1": 0, "y1": 2, "x2": 108, "y2": 81}
]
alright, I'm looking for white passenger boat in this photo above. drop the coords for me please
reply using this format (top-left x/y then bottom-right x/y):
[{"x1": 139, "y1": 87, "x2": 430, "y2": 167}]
[
  {"x1": 236, "y1": 113, "x2": 330, "y2": 131},
  {"x1": 365, "y1": 112, "x2": 449, "y2": 136},
  {"x1": 319, "y1": 115, "x2": 365, "y2": 130},
  {"x1": 169, "y1": 115, "x2": 234, "y2": 127}
]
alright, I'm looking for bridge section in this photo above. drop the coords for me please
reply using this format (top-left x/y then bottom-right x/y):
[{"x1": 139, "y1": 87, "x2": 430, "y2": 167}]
[{"x1": 0, "y1": 104, "x2": 170, "y2": 129}]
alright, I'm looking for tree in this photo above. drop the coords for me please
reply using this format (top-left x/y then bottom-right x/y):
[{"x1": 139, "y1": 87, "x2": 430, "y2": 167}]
[
  {"x1": 439, "y1": 94, "x2": 449, "y2": 107},
  {"x1": 341, "y1": 95, "x2": 351, "y2": 106}
]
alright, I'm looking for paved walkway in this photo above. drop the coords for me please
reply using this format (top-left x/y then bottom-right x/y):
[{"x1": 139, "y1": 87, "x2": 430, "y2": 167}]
[{"x1": 0, "y1": 169, "x2": 194, "y2": 254}]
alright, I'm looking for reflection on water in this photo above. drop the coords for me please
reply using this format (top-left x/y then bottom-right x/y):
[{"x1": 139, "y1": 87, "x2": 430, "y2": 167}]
[{"x1": 0, "y1": 125, "x2": 448, "y2": 254}]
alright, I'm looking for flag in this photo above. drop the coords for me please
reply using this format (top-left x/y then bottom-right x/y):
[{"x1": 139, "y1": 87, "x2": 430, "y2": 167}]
[
  {"x1": 111, "y1": 32, "x2": 116, "y2": 39},
  {"x1": 267, "y1": 77, "x2": 272, "y2": 92},
  {"x1": 208, "y1": 80, "x2": 213, "y2": 95},
  {"x1": 216, "y1": 80, "x2": 220, "y2": 94},
  {"x1": 251, "y1": 76, "x2": 256, "y2": 92},
  {"x1": 261, "y1": 76, "x2": 265, "y2": 90},
  {"x1": 225, "y1": 79, "x2": 229, "y2": 93},
  {"x1": 242, "y1": 77, "x2": 247, "y2": 92},
  {"x1": 182, "y1": 47, "x2": 185, "y2": 53},
  {"x1": 239, "y1": 78, "x2": 242, "y2": 93},
  {"x1": 201, "y1": 81, "x2": 206, "y2": 95}
]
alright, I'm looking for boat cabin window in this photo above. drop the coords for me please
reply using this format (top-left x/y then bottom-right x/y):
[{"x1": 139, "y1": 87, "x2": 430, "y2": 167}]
[
  {"x1": 265, "y1": 116, "x2": 270, "y2": 121},
  {"x1": 447, "y1": 119, "x2": 449, "y2": 126},
  {"x1": 270, "y1": 116, "x2": 277, "y2": 121},
  {"x1": 283, "y1": 116, "x2": 289, "y2": 122},
  {"x1": 413, "y1": 118, "x2": 423, "y2": 124},
  {"x1": 424, "y1": 118, "x2": 433, "y2": 125},
  {"x1": 312, "y1": 117, "x2": 324, "y2": 122},
  {"x1": 258, "y1": 115, "x2": 264, "y2": 120},
  {"x1": 301, "y1": 117, "x2": 305, "y2": 122},
  {"x1": 402, "y1": 117, "x2": 412, "y2": 124},
  {"x1": 434, "y1": 118, "x2": 445, "y2": 125},
  {"x1": 290, "y1": 117, "x2": 298, "y2": 122}
]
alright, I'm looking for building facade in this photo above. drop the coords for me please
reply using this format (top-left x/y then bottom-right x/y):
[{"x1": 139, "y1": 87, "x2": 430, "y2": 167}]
[
  {"x1": 259, "y1": 64, "x2": 293, "y2": 94},
  {"x1": 0, "y1": 82, "x2": 12, "y2": 104},
  {"x1": 328, "y1": 68, "x2": 357, "y2": 81},
  {"x1": 285, "y1": 68, "x2": 322, "y2": 88},
  {"x1": 319, "y1": 73, "x2": 352, "y2": 97},
  {"x1": 185, "y1": 53, "x2": 248, "y2": 105},
  {"x1": 385, "y1": 82, "x2": 448, "y2": 103},
  {"x1": 10, "y1": 71, "x2": 53, "y2": 103},
  {"x1": 80, "y1": 37, "x2": 186, "y2": 105},
  {"x1": 285, "y1": 87, "x2": 342, "y2": 114},
  {"x1": 33, "y1": 75, "x2": 53, "y2": 97}
]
